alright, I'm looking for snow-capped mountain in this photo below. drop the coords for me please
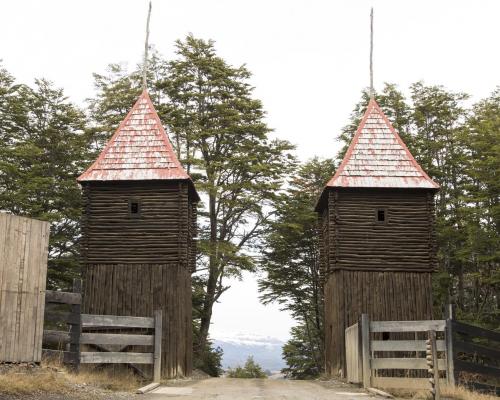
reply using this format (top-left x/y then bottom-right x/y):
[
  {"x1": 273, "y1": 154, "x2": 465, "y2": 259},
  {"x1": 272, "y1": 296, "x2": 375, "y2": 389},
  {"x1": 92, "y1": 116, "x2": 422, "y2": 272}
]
[{"x1": 211, "y1": 332, "x2": 286, "y2": 372}]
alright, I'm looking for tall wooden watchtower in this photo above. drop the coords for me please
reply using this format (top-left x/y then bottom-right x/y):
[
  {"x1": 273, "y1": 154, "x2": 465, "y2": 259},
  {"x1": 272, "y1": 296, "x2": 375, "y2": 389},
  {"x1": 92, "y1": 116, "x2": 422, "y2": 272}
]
[
  {"x1": 315, "y1": 98, "x2": 439, "y2": 377},
  {"x1": 77, "y1": 90, "x2": 199, "y2": 378}
]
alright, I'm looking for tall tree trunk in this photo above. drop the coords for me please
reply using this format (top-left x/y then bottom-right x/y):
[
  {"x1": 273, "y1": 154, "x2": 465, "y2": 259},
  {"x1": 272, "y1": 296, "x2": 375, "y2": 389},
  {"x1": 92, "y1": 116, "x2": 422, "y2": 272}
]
[{"x1": 198, "y1": 189, "x2": 218, "y2": 351}]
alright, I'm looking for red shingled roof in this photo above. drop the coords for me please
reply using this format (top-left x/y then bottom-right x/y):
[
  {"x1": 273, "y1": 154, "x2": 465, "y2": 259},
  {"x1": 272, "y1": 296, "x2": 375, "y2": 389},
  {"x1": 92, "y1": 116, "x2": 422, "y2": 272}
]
[
  {"x1": 78, "y1": 90, "x2": 193, "y2": 184},
  {"x1": 326, "y1": 98, "x2": 439, "y2": 189}
]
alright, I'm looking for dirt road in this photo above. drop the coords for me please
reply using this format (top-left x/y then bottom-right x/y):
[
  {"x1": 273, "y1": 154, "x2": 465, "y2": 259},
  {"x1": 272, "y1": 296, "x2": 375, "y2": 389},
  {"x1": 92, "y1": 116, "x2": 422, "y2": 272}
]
[{"x1": 144, "y1": 378, "x2": 373, "y2": 400}]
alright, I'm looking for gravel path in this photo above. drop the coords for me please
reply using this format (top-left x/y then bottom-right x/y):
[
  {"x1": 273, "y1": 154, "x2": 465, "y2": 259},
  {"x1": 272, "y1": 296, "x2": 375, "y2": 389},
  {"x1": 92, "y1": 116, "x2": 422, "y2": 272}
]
[{"x1": 144, "y1": 378, "x2": 374, "y2": 400}]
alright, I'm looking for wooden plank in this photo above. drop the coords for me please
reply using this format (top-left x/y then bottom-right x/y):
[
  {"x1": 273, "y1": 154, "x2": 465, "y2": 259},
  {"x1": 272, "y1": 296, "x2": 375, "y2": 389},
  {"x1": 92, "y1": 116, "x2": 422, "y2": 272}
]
[
  {"x1": 454, "y1": 359, "x2": 500, "y2": 378},
  {"x1": 81, "y1": 314, "x2": 154, "y2": 329},
  {"x1": 68, "y1": 279, "x2": 81, "y2": 371},
  {"x1": 372, "y1": 377, "x2": 447, "y2": 390},
  {"x1": 42, "y1": 330, "x2": 70, "y2": 345},
  {"x1": 454, "y1": 340, "x2": 500, "y2": 361},
  {"x1": 361, "y1": 314, "x2": 371, "y2": 388},
  {"x1": 371, "y1": 358, "x2": 446, "y2": 370},
  {"x1": 445, "y1": 319, "x2": 455, "y2": 386},
  {"x1": 452, "y1": 321, "x2": 500, "y2": 342},
  {"x1": 154, "y1": 309, "x2": 162, "y2": 382},
  {"x1": 80, "y1": 333, "x2": 153, "y2": 346},
  {"x1": 44, "y1": 311, "x2": 81, "y2": 325},
  {"x1": 371, "y1": 320, "x2": 446, "y2": 333},
  {"x1": 80, "y1": 352, "x2": 153, "y2": 364},
  {"x1": 136, "y1": 382, "x2": 160, "y2": 394},
  {"x1": 372, "y1": 340, "x2": 445, "y2": 352},
  {"x1": 45, "y1": 290, "x2": 81, "y2": 305}
]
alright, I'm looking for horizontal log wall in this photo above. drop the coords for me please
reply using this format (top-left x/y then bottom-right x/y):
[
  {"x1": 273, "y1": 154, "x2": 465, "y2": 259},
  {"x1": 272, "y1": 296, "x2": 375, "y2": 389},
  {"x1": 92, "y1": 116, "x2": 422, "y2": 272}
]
[
  {"x1": 324, "y1": 270, "x2": 433, "y2": 377},
  {"x1": 81, "y1": 181, "x2": 195, "y2": 265},
  {"x1": 83, "y1": 263, "x2": 192, "y2": 378},
  {"x1": 323, "y1": 189, "x2": 437, "y2": 273}
]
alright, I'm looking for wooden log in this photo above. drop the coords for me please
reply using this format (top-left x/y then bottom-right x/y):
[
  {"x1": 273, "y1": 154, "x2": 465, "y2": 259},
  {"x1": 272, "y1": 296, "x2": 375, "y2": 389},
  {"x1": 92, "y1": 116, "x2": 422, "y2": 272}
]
[{"x1": 43, "y1": 330, "x2": 70, "y2": 344}]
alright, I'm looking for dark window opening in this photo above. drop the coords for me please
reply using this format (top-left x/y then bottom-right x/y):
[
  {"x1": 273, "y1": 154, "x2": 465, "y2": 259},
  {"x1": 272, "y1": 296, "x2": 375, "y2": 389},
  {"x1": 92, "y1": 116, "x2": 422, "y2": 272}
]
[
  {"x1": 129, "y1": 200, "x2": 141, "y2": 217},
  {"x1": 376, "y1": 208, "x2": 386, "y2": 223}
]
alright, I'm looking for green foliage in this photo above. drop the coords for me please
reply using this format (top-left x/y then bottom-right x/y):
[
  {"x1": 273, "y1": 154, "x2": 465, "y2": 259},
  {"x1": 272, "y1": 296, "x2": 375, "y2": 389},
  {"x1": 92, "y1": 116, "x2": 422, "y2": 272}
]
[
  {"x1": 339, "y1": 84, "x2": 500, "y2": 328},
  {"x1": 226, "y1": 356, "x2": 267, "y2": 378},
  {"x1": 259, "y1": 158, "x2": 335, "y2": 378},
  {"x1": 281, "y1": 325, "x2": 322, "y2": 379},
  {"x1": 0, "y1": 66, "x2": 91, "y2": 289}
]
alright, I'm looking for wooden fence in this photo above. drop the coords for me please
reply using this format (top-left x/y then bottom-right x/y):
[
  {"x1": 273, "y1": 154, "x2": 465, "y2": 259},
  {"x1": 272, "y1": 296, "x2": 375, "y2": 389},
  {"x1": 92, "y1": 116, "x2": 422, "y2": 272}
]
[
  {"x1": 42, "y1": 283, "x2": 163, "y2": 381},
  {"x1": 346, "y1": 315, "x2": 500, "y2": 395},
  {"x1": 450, "y1": 320, "x2": 500, "y2": 395},
  {"x1": 0, "y1": 213, "x2": 50, "y2": 363}
]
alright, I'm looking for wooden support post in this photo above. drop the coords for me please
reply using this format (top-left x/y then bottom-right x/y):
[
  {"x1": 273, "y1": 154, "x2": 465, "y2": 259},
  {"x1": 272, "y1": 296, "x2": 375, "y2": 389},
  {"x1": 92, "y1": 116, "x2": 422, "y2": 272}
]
[
  {"x1": 427, "y1": 330, "x2": 440, "y2": 400},
  {"x1": 361, "y1": 314, "x2": 371, "y2": 389},
  {"x1": 153, "y1": 309, "x2": 162, "y2": 383},
  {"x1": 68, "y1": 279, "x2": 82, "y2": 370},
  {"x1": 445, "y1": 318, "x2": 455, "y2": 386}
]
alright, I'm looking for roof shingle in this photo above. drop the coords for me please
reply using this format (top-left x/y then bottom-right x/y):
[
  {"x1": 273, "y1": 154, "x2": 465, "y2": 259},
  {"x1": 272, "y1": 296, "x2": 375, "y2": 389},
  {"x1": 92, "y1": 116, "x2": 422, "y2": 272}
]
[
  {"x1": 78, "y1": 90, "x2": 192, "y2": 183},
  {"x1": 326, "y1": 98, "x2": 439, "y2": 189}
]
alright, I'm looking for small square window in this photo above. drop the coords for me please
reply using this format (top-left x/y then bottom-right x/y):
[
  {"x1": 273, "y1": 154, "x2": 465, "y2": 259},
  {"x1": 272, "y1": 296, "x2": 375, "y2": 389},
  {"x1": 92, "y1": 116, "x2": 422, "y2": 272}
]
[
  {"x1": 129, "y1": 200, "x2": 141, "y2": 217},
  {"x1": 376, "y1": 208, "x2": 387, "y2": 223}
]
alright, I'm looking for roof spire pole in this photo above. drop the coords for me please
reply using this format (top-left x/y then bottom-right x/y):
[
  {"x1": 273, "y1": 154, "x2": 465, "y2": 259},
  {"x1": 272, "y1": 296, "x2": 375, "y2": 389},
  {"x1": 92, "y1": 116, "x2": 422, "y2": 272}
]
[
  {"x1": 369, "y1": 7, "x2": 374, "y2": 99},
  {"x1": 142, "y1": 1, "x2": 152, "y2": 91}
]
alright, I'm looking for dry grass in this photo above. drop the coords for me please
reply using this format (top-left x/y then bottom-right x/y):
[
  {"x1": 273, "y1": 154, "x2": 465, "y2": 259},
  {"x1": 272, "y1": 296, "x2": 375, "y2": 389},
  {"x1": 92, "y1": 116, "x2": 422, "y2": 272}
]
[
  {"x1": 388, "y1": 385, "x2": 498, "y2": 400},
  {"x1": 0, "y1": 369, "x2": 70, "y2": 396},
  {"x1": 69, "y1": 365, "x2": 142, "y2": 392},
  {"x1": 0, "y1": 360, "x2": 143, "y2": 396}
]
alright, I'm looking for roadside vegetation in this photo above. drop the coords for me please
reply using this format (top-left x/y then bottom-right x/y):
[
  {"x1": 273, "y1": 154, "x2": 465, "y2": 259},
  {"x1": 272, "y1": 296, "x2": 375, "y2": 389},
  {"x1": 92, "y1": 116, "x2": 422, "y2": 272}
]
[{"x1": 226, "y1": 356, "x2": 268, "y2": 379}]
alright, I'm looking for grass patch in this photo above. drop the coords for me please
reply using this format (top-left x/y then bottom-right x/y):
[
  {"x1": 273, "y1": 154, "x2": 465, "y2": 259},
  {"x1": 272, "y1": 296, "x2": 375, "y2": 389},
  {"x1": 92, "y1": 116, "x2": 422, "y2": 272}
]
[
  {"x1": 388, "y1": 385, "x2": 498, "y2": 400},
  {"x1": 70, "y1": 365, "x2": 142, "y2": 392},
  {"x1": 0, "y1": 369, "x2": 70, "y2": 396}
]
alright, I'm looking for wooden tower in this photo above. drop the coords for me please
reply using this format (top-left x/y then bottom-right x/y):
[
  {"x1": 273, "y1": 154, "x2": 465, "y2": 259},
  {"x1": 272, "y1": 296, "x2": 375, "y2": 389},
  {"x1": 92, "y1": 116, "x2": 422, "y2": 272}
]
[
  {"x1": 77, "y1": 90, "x2": 198, "y2": 378},
  {"x1": 315, "y1": 98, "x2": 439, "y2": 377}
]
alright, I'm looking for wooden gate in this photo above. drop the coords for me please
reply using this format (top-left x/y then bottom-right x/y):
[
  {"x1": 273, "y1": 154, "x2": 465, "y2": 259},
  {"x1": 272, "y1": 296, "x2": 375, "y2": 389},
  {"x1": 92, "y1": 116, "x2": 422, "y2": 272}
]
[{"x1": 0, "y1": 213, "x2": 50, "y2": 362}]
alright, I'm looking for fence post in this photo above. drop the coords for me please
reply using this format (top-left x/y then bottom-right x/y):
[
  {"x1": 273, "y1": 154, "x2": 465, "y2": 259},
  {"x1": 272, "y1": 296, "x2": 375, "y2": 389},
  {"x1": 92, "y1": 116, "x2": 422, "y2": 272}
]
[
  {"x1": 68, "y1": 278, "x2": 81, "y2": 371},
  {"x1": 445, "y1": 318, "x2": 455, "y2": 386},
  {"x1": 361, "y1": 314, "x2": 371, "y2": 389},
  {"x1": 153, "y1": 309, "x2": 162, "y2": 382},
  {"x1": 427, "y1": 330, "x2": 440, "y2": 400}
]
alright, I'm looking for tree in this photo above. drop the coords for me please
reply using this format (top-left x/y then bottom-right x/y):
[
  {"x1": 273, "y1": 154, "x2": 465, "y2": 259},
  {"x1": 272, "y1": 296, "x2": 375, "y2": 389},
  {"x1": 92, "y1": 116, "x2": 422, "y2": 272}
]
[
  {"x1": 259, "y1": 158, "x2": 335, "y2": 378},
  {"x1": 281, "y1": 325, "x2": 322, "y2": 379},
  {"x1": 160, "y1": 35, "x2": 294, "y2": 353},
  {"x1": 227, "y1": 356, "x2": 267, "y2": 378},
  {"x1": 0, "y1": 67, "x2": 90, "y2": 289}
]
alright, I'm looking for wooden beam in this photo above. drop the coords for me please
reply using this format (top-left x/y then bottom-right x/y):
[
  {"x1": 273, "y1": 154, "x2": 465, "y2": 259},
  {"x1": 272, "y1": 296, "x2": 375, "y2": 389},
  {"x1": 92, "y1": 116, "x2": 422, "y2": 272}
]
[
  {"x1": 372, "y1": 357, "x2": 446, "y2": 370},
  {"x1": 361, "y1": 314, "x2": 371, "y2": 389},
  {"x1": 153, "y1": 309, "x2": 162, "y2": 382},
  {"x1": 372, "y1": 340, "x2": 445, "y2": 352},
  {"x1": 371, "y1": 377, "x2": 447, "y2": 390},
  {"x1": 371, "y1": 320, "x2": 446, "y2": 333},
  {"x1": 80, "y1": 333, "x2": 154, "y2": 346},
  {"x1": 80, "y1": 352, "x2": 153, "y2": 364},
  {"x1": 45, "y1": 290, "x2": 81, "y2": 305},
  {"x1": 81, "y1": 314, "x2": 154, "y2": 329}
]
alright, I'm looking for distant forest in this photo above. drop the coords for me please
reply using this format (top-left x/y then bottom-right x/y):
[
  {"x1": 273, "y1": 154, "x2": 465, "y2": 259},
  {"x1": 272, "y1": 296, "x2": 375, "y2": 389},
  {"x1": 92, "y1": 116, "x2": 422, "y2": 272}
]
[{"x1": 0, "y1": 35, "x2": 498, "y2": 377}]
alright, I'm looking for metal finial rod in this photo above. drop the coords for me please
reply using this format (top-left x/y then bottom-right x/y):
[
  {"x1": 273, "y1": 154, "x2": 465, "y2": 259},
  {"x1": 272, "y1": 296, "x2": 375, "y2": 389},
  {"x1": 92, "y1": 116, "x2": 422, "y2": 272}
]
[
  {"x1": 143, "y1": 1, "x2": 152, "y2": 91},
  {"x1": 370, "y1": 7, "x2": 374, "y2": 99}
]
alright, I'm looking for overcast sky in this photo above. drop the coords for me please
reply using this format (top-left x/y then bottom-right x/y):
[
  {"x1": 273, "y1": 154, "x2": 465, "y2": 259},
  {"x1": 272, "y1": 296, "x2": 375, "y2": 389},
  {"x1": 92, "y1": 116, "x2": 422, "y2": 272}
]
[{"x1": 1, "y1": 0, "x2": 498, "y2": 341}]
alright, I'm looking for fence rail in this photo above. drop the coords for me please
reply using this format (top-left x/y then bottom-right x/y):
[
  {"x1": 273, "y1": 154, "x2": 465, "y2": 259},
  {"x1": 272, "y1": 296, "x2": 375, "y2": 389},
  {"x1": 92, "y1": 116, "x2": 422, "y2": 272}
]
[
  {"x1": 42, "y1": 281, "x2": 162, "y2": 382},
  {"x1": 346, "y1": 314, "x2": 500, "y2": 396}
]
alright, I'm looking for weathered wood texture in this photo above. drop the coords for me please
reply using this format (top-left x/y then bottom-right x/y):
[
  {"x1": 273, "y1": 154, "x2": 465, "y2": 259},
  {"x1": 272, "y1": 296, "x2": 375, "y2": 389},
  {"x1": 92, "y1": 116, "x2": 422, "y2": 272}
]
[
  {"x1": 82, "y1": 263, "x2": 192, "y2": 378},
  {"x1": 0, "y1": 213, "x2": 50, "y2": 362},
  {"x1": 320, "y1": 188, "x2": 436, "y2": 377},
  {"x1": 345, "y1": 322, "x2": 361, "y2": 383},
  {"x1": 320, "y1": 189, "x2": 437, "y2": 277},
  {"x1": 81, "y1": 181, "x2": 195, "y2": 378},
  {"x1": 325, "y1": 270, "x2": 433, "y2": 376}
]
